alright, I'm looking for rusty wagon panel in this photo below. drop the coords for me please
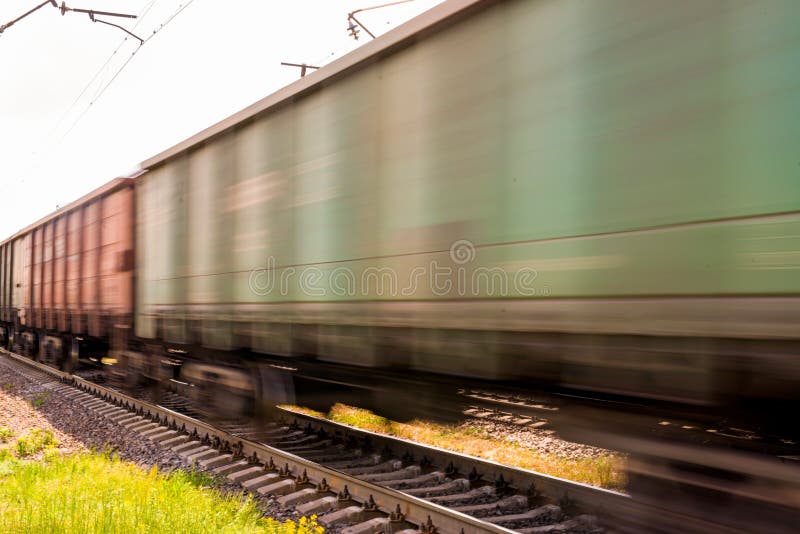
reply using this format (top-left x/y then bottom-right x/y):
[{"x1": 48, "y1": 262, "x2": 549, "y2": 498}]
[{"x1": 0, "y1": 178, "x2": 135, "y2": 338}]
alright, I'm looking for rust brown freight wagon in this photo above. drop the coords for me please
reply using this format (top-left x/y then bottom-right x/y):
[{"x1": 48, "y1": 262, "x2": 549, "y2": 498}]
[{"x1": 0, "y1": 178, "x2": 134, "y2": 369}]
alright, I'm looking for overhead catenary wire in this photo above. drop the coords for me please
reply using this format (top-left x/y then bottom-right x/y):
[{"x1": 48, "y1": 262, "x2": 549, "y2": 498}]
[
  {"x1": 14, "y1": 0, "x2": 158, "y2": 188},
  {"x1": 347, "y1": 0, "x2": 417, "y2": 40},
  {"x1": 17, "y1": 0, "x2": 430, "y2": 189},
  {"x1": 14, "y1": 0, "x2": 197, "y2": 190},
  {"x1": 0, "y1": 0, "x2": 54, "y2": 34},
  {"x1": 50, "y1": 1, "x2": 158, "y2": 139},
  {"x1": 1, "y1": 1, "x2": 140, "y2": 36},
  {"x1": 13, "y1": 0, "x2": 157, "y2": 186},
  {"x1": 49, "y1": 0, "x2": 198, "y2": 157}
]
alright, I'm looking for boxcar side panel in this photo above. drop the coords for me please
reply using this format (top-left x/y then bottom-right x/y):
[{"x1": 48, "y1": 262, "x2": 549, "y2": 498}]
[
  {"x1": 66, "y1": 210, "x2": 81, "y2": 330},
  {"x1": 135, "y1": 174, "x2": 158, "y2": 340},
  {"x1": 1, "y1": 244, "x2": 9, "y2": 322},
  {"x1": 0, "y1": 244, "x2": 7, "y2": 321},
  {"x1": 99, "y1": 187, "x2": 134, "y2": 316},
  {"x1": 43, "y1": 222, "x2": 54, "y2": 329},
  {"x1": 30, "y1": 228, "x2": 41, "y2": 328},
  {"x1": 81, "y1": 202, "x2": 99, "y2": 316},
  {"x1": 13, "y1": 236, "x2": 28, "y2": 325},
  {"x1": 54, "y1": 217, "x2": 67, "y2": 330}
]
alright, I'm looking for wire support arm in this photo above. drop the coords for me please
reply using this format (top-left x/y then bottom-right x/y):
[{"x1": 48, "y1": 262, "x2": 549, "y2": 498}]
[
  {"x1": 88, "y1": 13, "x2": 143, "y2": 44},
  {"x1": 1, "y1": 1, "x2": 140, "y2": 40},
  {"x1": 0, "y1": 1, "x2": 57, "y2": 34},
  {"x1": 347, "y1": 0, "x2": 416, "y2": 40}
]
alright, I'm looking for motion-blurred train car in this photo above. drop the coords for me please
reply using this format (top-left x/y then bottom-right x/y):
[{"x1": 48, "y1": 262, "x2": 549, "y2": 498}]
[
  {"x1": 3, "y1": 2, "x2": 797, "y2": 531},
  {"x1": 0, "y1": 178, "x2": 135, "y2": 369},
  {"x1": 131, "y1": 0, "x2": 800, "y2": 407}
]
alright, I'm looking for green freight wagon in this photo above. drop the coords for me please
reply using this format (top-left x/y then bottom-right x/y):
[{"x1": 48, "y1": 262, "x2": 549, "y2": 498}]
[{"x1": 134, "y1": 0, "x2": 800, "y2": 404}]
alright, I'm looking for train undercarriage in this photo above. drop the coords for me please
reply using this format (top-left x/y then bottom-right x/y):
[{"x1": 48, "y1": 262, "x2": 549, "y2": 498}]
[{"x1": 2, "y1": 317, "x2": 798, "y2": 437}]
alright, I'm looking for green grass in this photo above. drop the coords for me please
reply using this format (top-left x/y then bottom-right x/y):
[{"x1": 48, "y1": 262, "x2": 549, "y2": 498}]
[
  {"x1": 281, "y1": 403, "x2": 626, "y2": 491},
  {"x1": 0, "y1": 450, "x2": 324, "y2": 533},
  {"x1": 32, "y1": 391, "x2": 50, "y2": 408},
  {"x1": 0, "y1": 426, "x2": 14, "y2": 443},
  {"x1": 183, "y1": 463, "x2": 222, "y2": 487},
  {"x1": 14, "y1": 429, "x2": 58, "y2": 457}
]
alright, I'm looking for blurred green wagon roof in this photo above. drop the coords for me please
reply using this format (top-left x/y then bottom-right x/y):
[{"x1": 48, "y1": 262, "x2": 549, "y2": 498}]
[{"x1": 140, "y1": 0, "x2": 487, "y2": 170}]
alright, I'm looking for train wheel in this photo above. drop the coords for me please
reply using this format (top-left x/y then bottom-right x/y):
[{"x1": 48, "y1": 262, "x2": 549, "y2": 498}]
[
  {"x1": 254, "y1": 365, "x2": 296, "y2": 418},
  {"x1": 23, "y1": 332, "x2": 40, "y2": 360},
  {"x1": 60, "y1": 336, "x2": 77, "y2": 374}
]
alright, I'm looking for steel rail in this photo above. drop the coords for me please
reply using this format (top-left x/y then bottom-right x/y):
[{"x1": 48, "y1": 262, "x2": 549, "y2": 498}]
[
  {"x1": 274, "y1": 406, "x2": 629, "y2": 519},
  {"x1": 0, "y1": 348, "x2": 517, "y2": 534}
]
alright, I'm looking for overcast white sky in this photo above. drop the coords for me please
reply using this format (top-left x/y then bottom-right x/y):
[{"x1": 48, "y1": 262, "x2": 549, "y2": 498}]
[{"x1": 0, "y1": 0, "x2": 443, "y2": 238}]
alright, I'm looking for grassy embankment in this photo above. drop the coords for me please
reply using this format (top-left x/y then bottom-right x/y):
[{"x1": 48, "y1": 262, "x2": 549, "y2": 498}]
[
  {"x1": 0, "y1": 427, "x2": 323, "y2": 533},
  {"x1": 281, "y1": 403, "x2": 625, "y2": 491}
]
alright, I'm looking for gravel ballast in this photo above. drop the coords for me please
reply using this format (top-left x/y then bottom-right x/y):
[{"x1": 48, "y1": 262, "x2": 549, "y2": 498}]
[
  {"x1": 0, "y1": 357, "x2": 298, "y2": 523},
  {"x1": 0, "y1": 359, "x2": 183, "y2": 470},
  {"x1": 459, "y1": 417, "x2": 615, "y2": 460}
]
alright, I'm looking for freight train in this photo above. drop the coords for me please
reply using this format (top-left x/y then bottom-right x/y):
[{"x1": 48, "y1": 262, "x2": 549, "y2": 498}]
[
  {"x1": 0, "y1": 178, "x2": 134, "y2": 372},
  {"x1": 2, "y1": 0, "x2": 799, "y2": 416}
]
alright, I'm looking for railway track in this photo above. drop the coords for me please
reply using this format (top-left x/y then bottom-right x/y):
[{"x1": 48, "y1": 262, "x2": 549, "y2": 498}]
[
  {"x1": 1, "y1": 349, "x2": 627, "y2": 533},
  {"x1": 459, "y1": 387, "x2": 799, "y2": 459}
]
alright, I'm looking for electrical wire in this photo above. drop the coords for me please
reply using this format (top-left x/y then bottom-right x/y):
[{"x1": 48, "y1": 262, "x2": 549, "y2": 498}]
[
  {"x1": 51, "y1": 0, "x2": 198, "y2": 154},
  {"x1": 16, "y1": 0, "x2": 197, "y2": 189},
  {"x1": 53, "y1": 1, "x2": 158, "y2": 136}
]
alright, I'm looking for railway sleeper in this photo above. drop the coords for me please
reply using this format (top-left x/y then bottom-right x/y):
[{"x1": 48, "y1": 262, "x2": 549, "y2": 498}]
[
  {"x1": 380, "y1": 471, "x2": 446, "y2": 490},
  {"x1": 342, "y1": 459, "x2": 404, "y2": 477},
  {"x1": 518, "y1": 515, "x2": 602, "y2": 534},
  {"x1": 403, "y1": 478, "x2": 471, "y2": 498},
  {"x1": 238, "y1": 473, "x2": 278, "y2": 491},
  {"x1": 484, "y1": 504, "x2": 563, "y2": 528},
  {"x1": 429, "y1": 485, "x2": 497, "y2": 506},
  {"x1": 454, "y1": 494, "x2": 528, "y2": 517}
]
